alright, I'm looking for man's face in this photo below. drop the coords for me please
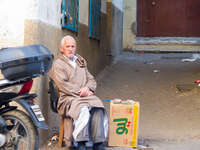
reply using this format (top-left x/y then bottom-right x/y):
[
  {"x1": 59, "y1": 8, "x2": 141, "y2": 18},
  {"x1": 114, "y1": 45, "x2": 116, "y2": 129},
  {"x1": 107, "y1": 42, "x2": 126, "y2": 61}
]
[{"x1": 60, "y1": 38, "x2": 76, "y2": 59}]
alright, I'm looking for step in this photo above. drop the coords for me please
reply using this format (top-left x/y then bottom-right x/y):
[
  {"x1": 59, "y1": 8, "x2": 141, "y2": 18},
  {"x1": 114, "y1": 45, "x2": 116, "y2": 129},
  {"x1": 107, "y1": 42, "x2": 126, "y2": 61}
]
[{"x1": 133, "y1": 37, "x2": 200, "y2": 52}]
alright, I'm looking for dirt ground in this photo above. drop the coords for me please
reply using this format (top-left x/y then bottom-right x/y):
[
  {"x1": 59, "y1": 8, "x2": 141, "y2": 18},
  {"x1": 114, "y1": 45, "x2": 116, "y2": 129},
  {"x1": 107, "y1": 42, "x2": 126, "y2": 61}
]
[
  {"x1": 96, "y1": 52, "x2": 200, "y2": 150},
  {"x1": 40, "y1": 52, "x2": 200, "y2": 150}
]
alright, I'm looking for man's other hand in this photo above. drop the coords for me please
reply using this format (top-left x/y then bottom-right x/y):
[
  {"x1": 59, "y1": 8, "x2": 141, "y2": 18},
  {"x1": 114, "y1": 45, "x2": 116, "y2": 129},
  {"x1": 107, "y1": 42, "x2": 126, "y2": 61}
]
[
  {"x1": 78, "y1": 86, "x2": 94, "y2": 97},
  {"x1": 88, "y1": 91, "x2": 94, "y2": 96}
]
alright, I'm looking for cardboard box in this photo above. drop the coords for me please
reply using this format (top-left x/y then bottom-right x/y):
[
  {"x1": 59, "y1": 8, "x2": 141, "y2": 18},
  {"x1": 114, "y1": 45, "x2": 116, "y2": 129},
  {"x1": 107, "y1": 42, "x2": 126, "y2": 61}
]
[{"x1": 108, "y1": 100, "x2": 139, "y2": 147}]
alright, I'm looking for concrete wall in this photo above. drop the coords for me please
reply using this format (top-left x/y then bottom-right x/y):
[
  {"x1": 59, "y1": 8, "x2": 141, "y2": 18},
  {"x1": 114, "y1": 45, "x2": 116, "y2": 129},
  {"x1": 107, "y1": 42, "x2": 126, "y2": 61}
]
[
  {"x1": 106, "y1": 0, "x2": 124, "y2": 58},
  {"x1": 0, "y1": 0, "x2": 25, "y2": 48},
  {"x1": 123, "y1": 0, "x2": 136, "y2": 50},
  {"x1": 111, "y1": 0, "x2": 123, "y2": 57}
]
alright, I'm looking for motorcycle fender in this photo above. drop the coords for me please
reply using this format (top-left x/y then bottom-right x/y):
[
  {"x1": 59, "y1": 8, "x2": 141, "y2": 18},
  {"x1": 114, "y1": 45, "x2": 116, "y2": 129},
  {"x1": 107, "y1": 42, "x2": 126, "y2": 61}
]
[{"x1": 15, "y1": 99, "x2": 48, "y2": 130}]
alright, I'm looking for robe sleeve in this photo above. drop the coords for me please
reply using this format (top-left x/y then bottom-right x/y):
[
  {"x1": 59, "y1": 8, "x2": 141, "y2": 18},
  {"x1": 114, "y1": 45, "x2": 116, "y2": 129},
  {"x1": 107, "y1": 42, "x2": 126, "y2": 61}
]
[
  {"x1": 49, "y1": 61, "x2": 80, "y2": 95},
  {"x1": 85, "y1": 67, "x2": 97, "y2": 92}
]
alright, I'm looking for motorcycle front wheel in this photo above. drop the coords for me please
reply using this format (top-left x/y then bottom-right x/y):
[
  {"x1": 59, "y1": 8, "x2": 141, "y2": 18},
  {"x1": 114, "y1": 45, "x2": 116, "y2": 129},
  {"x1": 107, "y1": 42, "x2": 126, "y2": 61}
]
[{"x1": 2, "y1": 109, "x2": 39, "y2": 150}]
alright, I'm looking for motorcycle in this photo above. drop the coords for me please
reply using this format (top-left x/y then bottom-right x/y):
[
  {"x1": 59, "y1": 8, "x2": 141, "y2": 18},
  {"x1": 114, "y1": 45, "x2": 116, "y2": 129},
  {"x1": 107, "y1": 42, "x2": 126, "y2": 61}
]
[{"x1": 0, "y1": 45, "x2": 53, "y2": 150}]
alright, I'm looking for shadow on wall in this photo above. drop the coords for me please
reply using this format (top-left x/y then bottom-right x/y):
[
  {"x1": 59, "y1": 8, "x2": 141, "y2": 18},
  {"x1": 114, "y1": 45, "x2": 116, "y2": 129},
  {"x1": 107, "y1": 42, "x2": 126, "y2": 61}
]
[
  {"x1": 123, "y1": 21, "x2": 137, "y2": 51},
  {"x1": 131, "y1": 21, "x2": 137, "y2": 35},
  {"x1": 110, "y1": 0, "x2": 124, "y2": 57}
]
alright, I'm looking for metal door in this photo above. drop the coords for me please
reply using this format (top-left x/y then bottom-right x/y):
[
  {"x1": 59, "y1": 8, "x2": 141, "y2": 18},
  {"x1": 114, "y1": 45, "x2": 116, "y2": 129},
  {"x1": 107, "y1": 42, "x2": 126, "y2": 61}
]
[{"x1": 137, "y1": 0, "x2": 200, "y2": 37}]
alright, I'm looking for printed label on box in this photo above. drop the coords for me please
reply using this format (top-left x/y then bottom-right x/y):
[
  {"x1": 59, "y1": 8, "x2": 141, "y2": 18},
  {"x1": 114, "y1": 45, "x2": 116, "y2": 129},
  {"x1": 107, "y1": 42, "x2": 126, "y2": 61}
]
[{"x1": 108, "y1": 100, "x2": 139, "y2": 147}]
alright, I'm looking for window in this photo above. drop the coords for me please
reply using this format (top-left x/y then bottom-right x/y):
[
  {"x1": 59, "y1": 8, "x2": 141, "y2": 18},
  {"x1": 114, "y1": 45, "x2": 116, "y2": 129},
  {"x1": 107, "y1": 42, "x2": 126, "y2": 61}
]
[
  {"x1": 89, "y1": 0, "x2": 101, "y2": 39},
  {"x1": 61, "y1": 0, "x2": 79, "y2": 32}
]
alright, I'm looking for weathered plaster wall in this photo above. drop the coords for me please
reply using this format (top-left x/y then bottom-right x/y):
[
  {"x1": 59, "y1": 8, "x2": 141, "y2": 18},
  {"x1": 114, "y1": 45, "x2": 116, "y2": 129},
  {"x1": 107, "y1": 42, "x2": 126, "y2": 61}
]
[
  {"x1": 0, "y1": 0, "x2": 26, "y2": 48},
  {"x1": 123, "y1": 0, "x2": 136, "y2": 50},
  {"x1": 24, "y1": 19, "x2": 61, "y2": 145},
  {"x1": 79, "y1": 0, "x2": 89, "y2": 25},
  {"x1": 111, "y1": 0, "x2": 124, "y2": 57},
  {"x1": 37, "y1": 0, "x2": 61, "y2": 27}
]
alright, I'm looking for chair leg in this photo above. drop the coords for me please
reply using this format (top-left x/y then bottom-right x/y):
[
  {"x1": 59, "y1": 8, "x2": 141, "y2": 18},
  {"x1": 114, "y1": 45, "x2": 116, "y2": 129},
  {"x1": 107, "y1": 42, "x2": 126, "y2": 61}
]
[{"x1": 58, "y1": 117, "x2": 64, "y2": 148}]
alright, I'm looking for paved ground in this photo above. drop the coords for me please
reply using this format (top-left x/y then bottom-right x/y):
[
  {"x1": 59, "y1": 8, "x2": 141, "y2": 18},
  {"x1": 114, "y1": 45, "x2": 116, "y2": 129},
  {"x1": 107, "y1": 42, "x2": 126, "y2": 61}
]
[{"x1": 40, "y1": 52, "x2": 200, "y2": 150}]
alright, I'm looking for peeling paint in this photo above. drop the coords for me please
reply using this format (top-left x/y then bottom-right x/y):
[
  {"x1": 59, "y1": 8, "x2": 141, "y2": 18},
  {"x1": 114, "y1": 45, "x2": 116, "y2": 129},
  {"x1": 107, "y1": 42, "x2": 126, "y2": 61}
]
[{"x1": 123, "y1": 0, "x2": 136, "y2": 50}]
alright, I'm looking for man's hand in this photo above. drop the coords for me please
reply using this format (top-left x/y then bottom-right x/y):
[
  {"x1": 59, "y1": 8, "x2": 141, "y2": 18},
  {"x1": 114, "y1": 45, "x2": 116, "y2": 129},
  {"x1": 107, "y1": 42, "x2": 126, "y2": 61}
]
[{"x1": 78, "y1": 86, "x2": 94, "y2": 97}]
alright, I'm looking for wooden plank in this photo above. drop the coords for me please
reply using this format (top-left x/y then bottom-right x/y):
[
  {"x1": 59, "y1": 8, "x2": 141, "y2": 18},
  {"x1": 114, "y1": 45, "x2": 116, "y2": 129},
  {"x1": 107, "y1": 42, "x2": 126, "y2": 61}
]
[{"x1": 58, "y1": 117, "x2": 64, "y2": 148}]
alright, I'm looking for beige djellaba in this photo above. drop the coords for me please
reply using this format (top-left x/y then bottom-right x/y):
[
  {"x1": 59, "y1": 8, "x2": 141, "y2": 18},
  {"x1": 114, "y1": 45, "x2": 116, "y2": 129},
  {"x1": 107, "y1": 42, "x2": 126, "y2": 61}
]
[{"x1": 49, "y1": 54, "x2": 105, "y2": 145}]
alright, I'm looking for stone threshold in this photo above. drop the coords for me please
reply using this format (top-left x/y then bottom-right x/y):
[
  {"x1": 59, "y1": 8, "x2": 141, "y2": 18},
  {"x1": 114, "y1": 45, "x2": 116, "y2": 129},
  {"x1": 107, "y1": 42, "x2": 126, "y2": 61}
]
[
  {"x1": 136, "y1": 37, "x2": 200, "y2": 45},
  {"x1": 133, "y1": 47, "x2": 200, "y2": 53},
  {"x1": 105, "y1": 146, "x2": 153, "y2": 150}
]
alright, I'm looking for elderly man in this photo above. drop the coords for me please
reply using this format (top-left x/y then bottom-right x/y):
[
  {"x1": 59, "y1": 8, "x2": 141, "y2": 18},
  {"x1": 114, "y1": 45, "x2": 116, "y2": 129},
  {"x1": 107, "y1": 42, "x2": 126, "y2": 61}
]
[{"x1": 49, "y1": 35, "x2": 108, "y2": 150}]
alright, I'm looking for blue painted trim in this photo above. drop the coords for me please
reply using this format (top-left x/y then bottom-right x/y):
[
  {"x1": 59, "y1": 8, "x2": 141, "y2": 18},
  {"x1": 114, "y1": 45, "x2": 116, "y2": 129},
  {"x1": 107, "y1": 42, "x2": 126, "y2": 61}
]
[
  {"x1": 63, "y1": 25, "x2": 78, "y2": 32},
  {"x1": 76, "y1": 0, "x2": 79, "y2": 32},
  {"x1": 89, "y1": 0, "x2": 92, "y2": 37},
  {"x1": 62, "y1": 0, "x2": 65, "y2": 27},
  {"x1": 61, "y1": 0, "x2": 79, "y2": 32},
  {"x1": 89, "y1": 0, "x2": 101, "y2": 39}
]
